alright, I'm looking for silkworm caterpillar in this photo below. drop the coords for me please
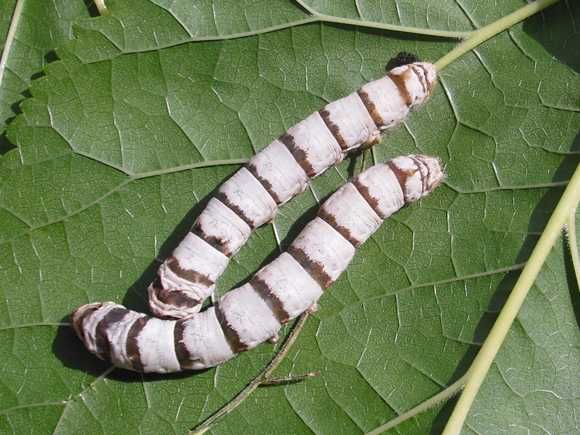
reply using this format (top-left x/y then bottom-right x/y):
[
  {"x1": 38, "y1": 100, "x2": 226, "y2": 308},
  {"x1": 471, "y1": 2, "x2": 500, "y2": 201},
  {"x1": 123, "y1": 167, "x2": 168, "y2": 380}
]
[
  {"x1": 73, "y1": 155, "x2": 444, "y2": 373},
  {"x1": 149, "y1": 60, "x2": 438, "y2": 319}
]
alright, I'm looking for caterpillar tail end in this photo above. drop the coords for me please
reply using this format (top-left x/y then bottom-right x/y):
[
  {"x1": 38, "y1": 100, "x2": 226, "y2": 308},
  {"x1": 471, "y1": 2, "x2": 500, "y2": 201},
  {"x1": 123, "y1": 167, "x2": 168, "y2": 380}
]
[
  {"x1": 413, "y1": 154, "x2": 446, "y2": 195},
  {"x1": 72, "y1": 302, "x2": 103, "y2": 341},
  {"x1": 388, "y1": 154, "x2": 445, "y2": 203},
  {"x1": 72, "y1": 301, "x2": 120, "y2": 361}
]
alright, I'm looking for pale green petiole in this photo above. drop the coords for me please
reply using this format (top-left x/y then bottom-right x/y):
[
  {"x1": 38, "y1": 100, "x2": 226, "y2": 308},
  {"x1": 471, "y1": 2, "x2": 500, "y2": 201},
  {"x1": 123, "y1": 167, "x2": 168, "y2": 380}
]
[
  {"x1": 435, "y1": 0, "x2": 560, "y2": 70},
  {"x1": 443, "y1": 165, "x2": 580, "y2": 434}
]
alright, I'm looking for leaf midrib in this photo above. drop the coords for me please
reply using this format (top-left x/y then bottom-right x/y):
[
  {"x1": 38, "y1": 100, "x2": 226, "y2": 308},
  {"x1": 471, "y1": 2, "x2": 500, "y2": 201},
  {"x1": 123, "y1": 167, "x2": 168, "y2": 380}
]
[{"x1": 68, "y1": 2, "x2": 471, "y2": 64}]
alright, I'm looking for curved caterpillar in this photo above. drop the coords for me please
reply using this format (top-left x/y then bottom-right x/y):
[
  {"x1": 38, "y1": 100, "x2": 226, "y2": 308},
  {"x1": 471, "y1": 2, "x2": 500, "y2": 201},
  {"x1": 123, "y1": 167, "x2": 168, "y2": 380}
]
[
  {"x1": 73, "y1": 155, "x2": 444, "y2": 373},
  {"x1": 149, "y1": 61, "x2": 438, "y2": 319}
]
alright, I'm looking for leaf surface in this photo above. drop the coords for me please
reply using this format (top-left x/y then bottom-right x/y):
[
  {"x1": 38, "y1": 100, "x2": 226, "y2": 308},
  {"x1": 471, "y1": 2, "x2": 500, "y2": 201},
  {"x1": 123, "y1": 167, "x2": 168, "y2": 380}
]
[
  {"x1": 463, "y1": 234, "x2": 580, "y2": 434},
  {"x1": 0, "y1": 0, "x2": 91, "y2": 135},
  {"x1": 0, "y1": 1, "x2": 578, "y2": 434}
]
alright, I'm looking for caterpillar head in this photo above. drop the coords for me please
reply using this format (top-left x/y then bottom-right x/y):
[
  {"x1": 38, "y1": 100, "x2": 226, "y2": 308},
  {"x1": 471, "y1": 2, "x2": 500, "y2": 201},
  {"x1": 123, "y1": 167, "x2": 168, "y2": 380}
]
[
  {"x1": 389, "y1": 155, "x2": 444, "y2": 202},
  {"x1": 386, "y1": 51, "x2": 420, "y2": 70}
]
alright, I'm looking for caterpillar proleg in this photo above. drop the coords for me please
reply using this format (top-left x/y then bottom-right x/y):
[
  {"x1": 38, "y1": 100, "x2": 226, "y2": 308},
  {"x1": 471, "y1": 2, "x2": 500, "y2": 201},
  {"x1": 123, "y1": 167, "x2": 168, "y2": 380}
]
[
  {"x1": 149, "y1": 60, "x2": 438, "y2": 319},
  {"x1": 73, "y1": 155, "x2": 444, "y2": 373}
]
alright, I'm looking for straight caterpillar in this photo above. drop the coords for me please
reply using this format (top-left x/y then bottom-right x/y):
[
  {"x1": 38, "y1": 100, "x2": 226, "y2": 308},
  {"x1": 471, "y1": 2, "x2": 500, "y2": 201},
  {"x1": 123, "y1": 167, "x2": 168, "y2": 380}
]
[
  {"x1": 149, "y1": 59, "x2": 438, "y2": 319},
  {"x1": 73, "y1": 155, "x2": 444, "y2": 373}
]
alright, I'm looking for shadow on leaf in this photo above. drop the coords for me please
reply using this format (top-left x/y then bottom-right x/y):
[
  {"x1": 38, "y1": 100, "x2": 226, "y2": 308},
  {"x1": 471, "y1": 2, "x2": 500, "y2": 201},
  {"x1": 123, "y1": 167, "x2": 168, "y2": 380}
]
[
  {"x1": 431, "y1": 152, "x2": 578, "y2": 430},
  {"x1": 52, "y1": 170, "x2": 235, "y2": 378},
  {"x1": 563, "y1": 233, "x2": 580, "y2": 329},
  {"x1": 523, "y1": 1, "x2": 579, "y2": 73},
  {"x1": 121, "y1": 170, "x2": 236, "y2": 310},
  {"x1": 52, "y1": 313, "x2": 210, "y2": 382},
  {"x1": 52, "y1": 315, "x2": 111, "y2": 378}
]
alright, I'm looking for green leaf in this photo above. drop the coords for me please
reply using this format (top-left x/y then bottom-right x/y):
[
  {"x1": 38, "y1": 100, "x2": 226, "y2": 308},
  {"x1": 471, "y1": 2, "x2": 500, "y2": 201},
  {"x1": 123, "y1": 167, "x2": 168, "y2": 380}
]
[
  {"x1": 0, "y1": 1, "x2": 578, "y2": 434},
  {"x1": 0, "y1": 0, "x2": 91, "y2": 136},
  {"x1": 464, "y1": 233, "x2": 580, "y2": 433}
]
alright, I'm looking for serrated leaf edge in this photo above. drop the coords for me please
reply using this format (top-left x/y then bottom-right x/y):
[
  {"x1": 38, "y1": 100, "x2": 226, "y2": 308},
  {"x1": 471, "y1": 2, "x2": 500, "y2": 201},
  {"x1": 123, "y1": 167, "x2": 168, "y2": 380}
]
[{"x1": 0, "y1": 0, "x2": 23, "y2": 88}]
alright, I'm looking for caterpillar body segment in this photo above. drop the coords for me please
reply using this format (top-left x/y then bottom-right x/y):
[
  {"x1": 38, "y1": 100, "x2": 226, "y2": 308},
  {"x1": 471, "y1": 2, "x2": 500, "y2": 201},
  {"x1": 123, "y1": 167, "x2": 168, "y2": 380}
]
[
  {"x1": 149, "y1": 62, "x2": 438, "y2": 319},
  {"x1": 74, "y1": 155, "x2": 444, "y2": 373}
]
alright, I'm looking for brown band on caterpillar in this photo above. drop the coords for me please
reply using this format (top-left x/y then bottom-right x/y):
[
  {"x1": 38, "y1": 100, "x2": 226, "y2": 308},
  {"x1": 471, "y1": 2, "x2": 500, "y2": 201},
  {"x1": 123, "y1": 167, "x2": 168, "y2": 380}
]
[
  {"x1": 419, "y1": 157, "x2": 430, "y2": 193},
  {"x1": 420, "y1": 65, "x2": 435, "y2": 94},
  {"x1": 174, "y1": 319, "x2": 191, "y2": 369},
  {"x1": 73, "y1": 155, "x2": 444, "y2": 373},
  {"x1": 387, "y1": 161, "x2": 414, "y2": 202},
  {"x1": 94, "y1": 308, "x2": 130, "y2": 360},
  {"x1": 157, "y1": 290, "x2": 201, "y2": 310},
  {"x1": 318, "y1": 207, "x2": 360, "y2": 247},
  {"x1": 215, "y1": 191, "x2": 255, "y2": 228},
  {"x1": 414, "y1": 63, "x2": 434, "y2": 94},
  {"x1": 319, "y1": 109, "x2": 348, "y2": 150},
  {"x1": 410, "y1": 65, "x2": 427, "y2": 95},
  {"x1": 145, "y1": 63, "x2": 438, "y2": 320},
  {"x1": 387, "y1": 72, "x2": 413, "y2": 107},
  {"x1": 416, "y1": 154, "x2": 440, "y2": 191},
  {"x1": 249, "y1": 276, "x2": 291, "y2": 323},
  {"x1": 279, "y1": 133, "x2": 316, "y2": 177},
  {"x1": 287, "y1": 245, "x2": 333, "y2": 289},
  {"x1": 424, "y1": 68, "x2": 435, "y2": 95},
  {"x1": 126, "y1": 316, "x2": 150, "y2": 372},
  {"x1": 409, "y1": 155, "x2": 429, "y2": 193},
  {"x1": 352, "y1": 178, "x2": 383, "y2": 218},
  {"x1": 357, "y1": 89, "x2": 384, "y2": 128},
  {"x1": 215, "y1": 304, "x2": 248, "y2": 353},
  {"x1": 246, "y1": 162, "x2": 282, "y2": 204},
  {"x1": 150, "y1": 276, "x2": 201, "y2": 309},
  {"x1": 191, "y1": 226, "x2": 231, "y2": 257},
  {"x1": 407, "y1": 156, "x2": 426, "y2": 192},
  {"x1": 166, "y1": 257, "x2": 214, "y2": 287}
]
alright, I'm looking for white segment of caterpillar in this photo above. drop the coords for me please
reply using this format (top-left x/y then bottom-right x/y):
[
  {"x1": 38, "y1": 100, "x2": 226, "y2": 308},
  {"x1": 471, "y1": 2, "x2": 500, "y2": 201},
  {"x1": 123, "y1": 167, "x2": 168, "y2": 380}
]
[
  {"x1": 73, "y1": 155, "x2": 444, "y2": 373},
  {"x1": 148, "y1": 61, "x2": 438, "y2": 319}
]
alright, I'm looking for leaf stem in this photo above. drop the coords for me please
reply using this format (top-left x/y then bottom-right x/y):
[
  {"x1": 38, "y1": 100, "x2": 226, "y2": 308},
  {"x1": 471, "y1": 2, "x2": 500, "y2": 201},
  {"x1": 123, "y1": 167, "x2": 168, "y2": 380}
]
[
  {"x1": 82, "y1": 0, "x2": 468, "y2": 55},
  {"x1": 0, "y1": 401, "x2": 67, "y2": 416},
  {"x1": 131, "y1": 158, "x2": 248, "y2": 179},
  {"x1": 366, "y1": 373, "x2": 468, "y2": 435},
  {"x1": 443, "y1": 164, "x2": 580, "y2": 434},
  {"x1": 0, "y1": 322, "x2": 71, "y2": 331},
  {"x1": 0, "y1": 0, "x2": 24, "y2": 88},
  {"x1": 435, "y1": 0, "x2": 561, "y2": 70},
  {"x1": 259, "y1": 370, "x2": 320, "y2": 386},
  {"x1": 189, "y1": 313, "x2": 310, "y2": 434},
  {"x1": 93, "y1": 0, "x2": 110, "y2": 16}
]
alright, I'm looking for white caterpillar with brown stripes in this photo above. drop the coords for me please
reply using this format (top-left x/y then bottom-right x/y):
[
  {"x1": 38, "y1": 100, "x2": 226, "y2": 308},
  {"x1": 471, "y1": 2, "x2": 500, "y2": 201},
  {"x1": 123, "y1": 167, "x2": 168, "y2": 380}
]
[
  {"x1": 73, "y1": 155, "x2": 444, "y2": 373},
  {"x1": 148, "y1": 59, "x2": 438, "y2": 319}
]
